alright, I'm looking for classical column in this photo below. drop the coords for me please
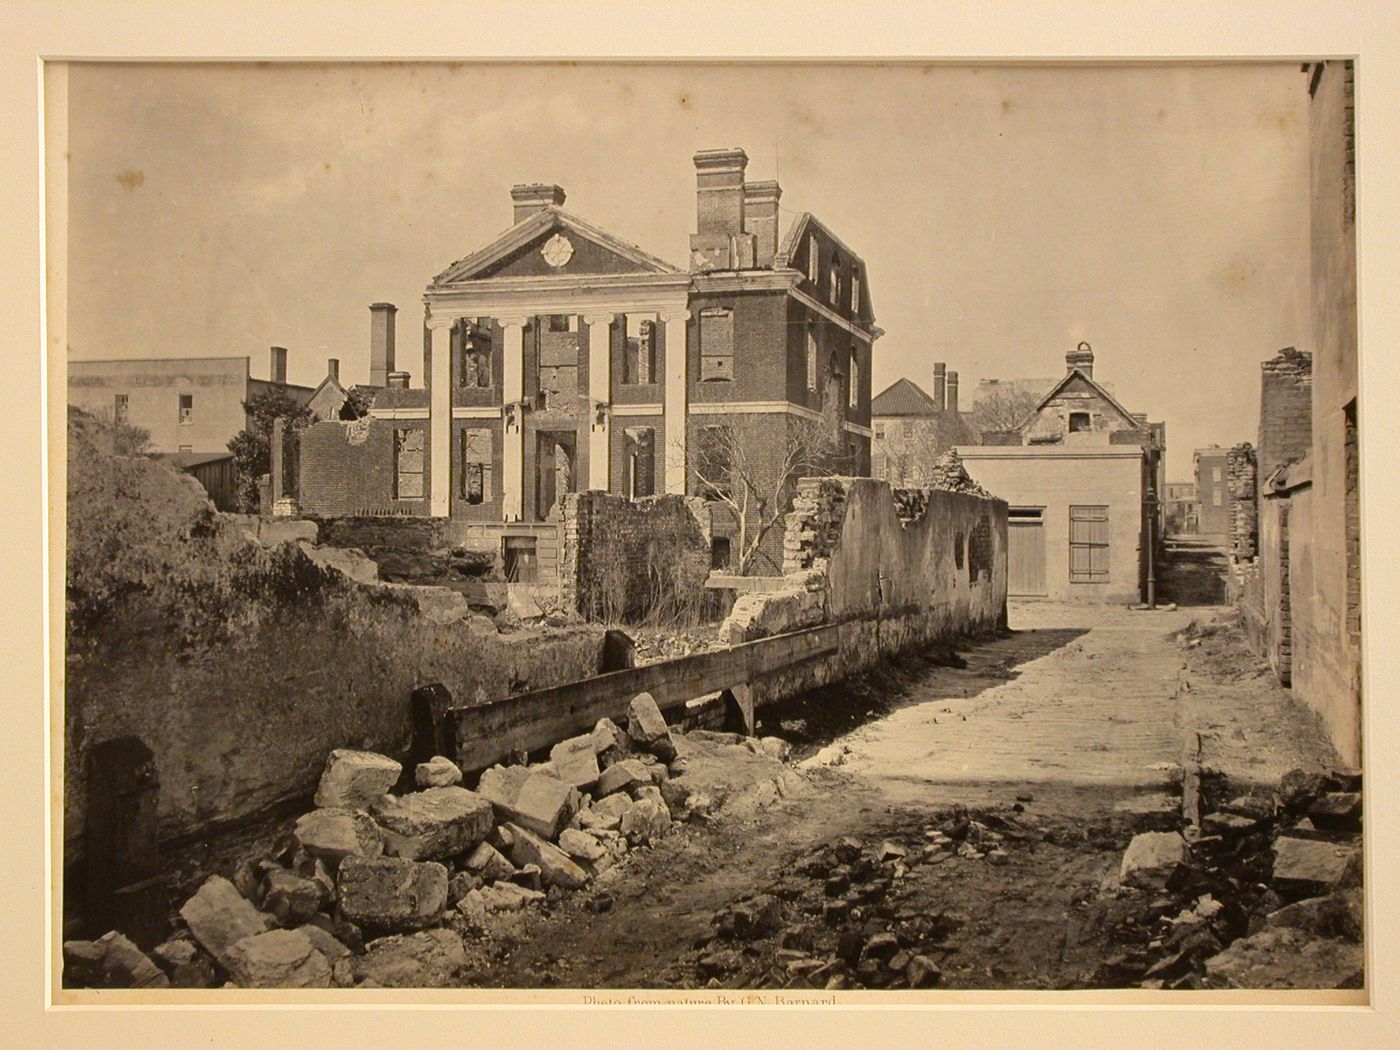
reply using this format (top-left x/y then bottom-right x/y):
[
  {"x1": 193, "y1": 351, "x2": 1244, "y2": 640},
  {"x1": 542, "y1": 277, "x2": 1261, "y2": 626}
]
[
  {"x1": 500, "y1": 316, "x2": 528, "y2": 522},
  {"x1": 428, "y1": 319, "x2": 452, "y2": 517},
  {"x1": 584, "y1": 312, "x2": 613, "y2": 492},
  {"x1": 661, "y1": 309, "x2": 691, "y2": 495}
]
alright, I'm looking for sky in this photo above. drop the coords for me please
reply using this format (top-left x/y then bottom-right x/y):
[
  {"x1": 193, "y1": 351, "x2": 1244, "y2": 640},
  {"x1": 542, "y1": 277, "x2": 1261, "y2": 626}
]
[{"x1": 64, "y1": 61, "x2": 1312, "y2": 479}]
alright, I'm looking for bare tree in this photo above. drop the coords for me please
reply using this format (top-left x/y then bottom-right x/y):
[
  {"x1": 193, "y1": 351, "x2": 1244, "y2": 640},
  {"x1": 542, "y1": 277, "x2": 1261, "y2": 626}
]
[
  {"x1": 967, "y1": 386, "x2": 1044, "y2": 440},
  {"x1": 685, "y1": 415, "x2": 845, "y2": 577},
  {"x1": 877, "y1": 412, "x2": 974, "y2": 486}
]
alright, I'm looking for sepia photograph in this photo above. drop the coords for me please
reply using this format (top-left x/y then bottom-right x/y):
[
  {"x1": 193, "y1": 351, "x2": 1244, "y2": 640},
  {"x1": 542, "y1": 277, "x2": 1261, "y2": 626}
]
[{"x1": 46, "y1": 49, "x2": 1369, "y2": 1008}]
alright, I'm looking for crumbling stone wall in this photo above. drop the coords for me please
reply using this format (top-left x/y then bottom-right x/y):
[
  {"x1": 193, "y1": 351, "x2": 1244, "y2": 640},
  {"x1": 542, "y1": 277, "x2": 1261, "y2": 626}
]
[
  {"x1": 1227, "y1": 443, "x2": 1259, "y2": 560},
  {"x1": 722, "y1": 472, "x2": 1009, "y2": 701},
  {"x1": 558, "y1": 491, "x2": 713, "y2": 623},
  {"x1": 65, "y1": 417, "x2": 604, "y2": 862}
]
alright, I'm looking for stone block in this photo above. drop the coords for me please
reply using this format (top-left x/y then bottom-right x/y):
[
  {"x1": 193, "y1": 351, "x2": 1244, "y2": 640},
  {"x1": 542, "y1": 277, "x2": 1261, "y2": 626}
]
[
  {"x1": 596, "y1": 758, "x2": 651, "y2": 798},
  {"x1": 1308, "y1": 792, "x2": 1362, "y2": 833},
  {"x1": 299, "y1": 924, "x2": 355, "y2": 987},
  {"x1": 1204, "y1": 926, "x2": 1363, "y2": 989},
  {"x1": 1119, "y1": 832, "x2": 1188, "y2": 890},
  {"x1": 479, "y1": 882, "x2": 547, "y2": 911},
  {"x1": 179, "y1": 875, "x2": 276, "y2": 969},
  {"x1": 226, "y1": 928, "x2": 332, "y2": 988},
  {"x1": 550, "y1": 734, "x2": 602, "y2": 791},
  {"x1": 68, "y1": 932, "x2": 170, "y2": 989},
  {"x1": 463, "y1": 841, "x2": 517, "y2": 881},
  {"x1": 476, "y1": 765, "x2": 580, "y2": 840},
  {"x1": 627, "y1": 692, "x2": 677, "y2": 763},
  {"x1": 370, "y1": 786, "x2": 494, "y2": 860},
  {"x1": 1272, "y1": 837, "x2": 1360, "y2": 898},
  {"x1": 415, "y1": 756, "x2": 463, "y2": 789},
  {"x1": 355, "y1": 928, "x2": 468, "y2": 988},
  {"x1": 262, "y1": 868, "x2": 325, "y2": 927},
  {"x1": 503, "y1": 822, "x2": 589, "y2": 889},
  {"x1": 592, "y1": 793, "x2": 635, "y2": 822},
  {"x1": 591, "y1": 717, "x2": 631, "y2": 766},
  {"x1": 313, "y1": 749, "x2": 402, "y2": 809},
  {"x1": 293, "y1": 808, "x2": 384, "y2": 868},
  {"x1": 620, "y1": 796, "x2": 670, "y2": 847},
  {"x1": 557, "y1": 828, "x2": 608, "y2": 865},
  {"x1": 336, "y1": 856, "x2": 448, "y2": 933}
]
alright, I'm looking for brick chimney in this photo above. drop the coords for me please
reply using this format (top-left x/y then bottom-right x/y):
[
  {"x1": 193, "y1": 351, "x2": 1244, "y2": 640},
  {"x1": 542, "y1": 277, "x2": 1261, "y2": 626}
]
[
  {"x1": 946, "y1": 371, "x2": 960, "y2": 414},
  {"x1": 690, "y1": 148, "x2": 756, "y2": 272},
  {"x1": 744, "y1": 179, "x2": 782, "y2": 268},
  {"x1": 270, "y1": 346, "x2": 288, "y2": 384},
  {"x1": 370, "y1": 303, "x2": 397, "y2": 387},
  {"x1": 933, "y1": 362, "x2": 947, "y2": 411},
  {"x1": 1067, "y1": 340, "x2": 1094, "y2": 378},
  {"x1": 327, "y1": 358, "x2": 340, "y2": 384},
  {"x1": 511, "y1": 183, "x2": 566, "y2": 224}
]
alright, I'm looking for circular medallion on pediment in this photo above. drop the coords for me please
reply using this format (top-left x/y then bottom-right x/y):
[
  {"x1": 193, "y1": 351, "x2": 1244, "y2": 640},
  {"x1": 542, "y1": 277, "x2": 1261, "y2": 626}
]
[{"x1": 542, "y1": 233, "x2": 574, "y2": 268}]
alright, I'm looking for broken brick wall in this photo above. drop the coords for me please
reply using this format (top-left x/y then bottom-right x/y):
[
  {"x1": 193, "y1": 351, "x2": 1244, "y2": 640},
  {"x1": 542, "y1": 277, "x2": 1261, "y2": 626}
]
[
  {"x1": 1258, "y1": 348, "x2": 1313, "y2": 485},
  {"x1": 559, "y1": 491, "x2": 714, "y2": 623},
  {"x1": 1227, "y1": 443, "x2": 1259, "y2": 560}
]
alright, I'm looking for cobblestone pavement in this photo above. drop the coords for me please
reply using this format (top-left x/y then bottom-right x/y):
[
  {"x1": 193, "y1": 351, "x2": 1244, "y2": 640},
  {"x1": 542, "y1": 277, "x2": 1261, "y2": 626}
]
[{"x1": 835, "y1": 601, "x2": 1207, "y2": 815}]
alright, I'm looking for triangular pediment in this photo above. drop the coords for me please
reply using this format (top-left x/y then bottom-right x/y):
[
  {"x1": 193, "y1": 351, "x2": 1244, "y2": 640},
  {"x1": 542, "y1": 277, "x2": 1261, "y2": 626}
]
[
  {"x1": 432, "y1": 207, "x2": 682, "y2": 286},
  {"x1": 1015, "y1": 368, "x2": 1141, "y2": 432}
]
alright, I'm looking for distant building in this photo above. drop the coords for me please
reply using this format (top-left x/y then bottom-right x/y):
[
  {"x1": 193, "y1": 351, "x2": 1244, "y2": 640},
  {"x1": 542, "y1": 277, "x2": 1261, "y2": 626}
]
[
  {"x1": 958, "y1": 342, "x2": 1165, "y2": 603},
  {"x1": 299, "y1": 148, "x2": 879, "y2": 578},
  {"x1": 67, "y1": 347, "x2": 314, "y2": 455},
  {"x1": 1163, "y1": 481, "x2": 1198, "y2": 536},
  {"x1": 870, "y1": 364, "x2": 972, "y2": 486},
  {"x1": 1193, "y1": 446, "x2": 1230, "y2": 539}
]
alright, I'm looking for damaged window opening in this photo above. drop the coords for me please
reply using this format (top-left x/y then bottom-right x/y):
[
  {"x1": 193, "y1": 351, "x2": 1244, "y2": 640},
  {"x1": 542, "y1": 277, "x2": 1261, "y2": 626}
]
[
  {"x1": 849, "y1": 347, "x2": 860, "y2": 410},
  {"x1": 710, "y1": 536, "x2": 732, "y2": 570},
  {"x1": 699, "y1": 308, "x2": 734, "y2": 382},
  {"x1": 829, "y1": 252, "x2": 841, "y2": 304},
  {"x1": 178, "y1": 393, "x2": 193, "y2": 425},
  {"x1": 1069, "y1": 411, "x2": 1091, "y2": 433},
  {"x1": 461, "y1": 428, "x2": 492, "y2": 505},
  {"x1": 969, "y1": 514, "x2": 993, "y2": 582},
  {"x1": 624, "y1": 426, "x2": 655, "y2": 499},
  {"x1": 624, "y1": 317, "x2": 656, "y2": 385},
  {"x1": 393, "y1": 427, "x2": 424, "y2": 499},
  {"x1": 457, "y1": 319, "x2": 492, "y2": 389},
  {"x1": 503, "y1": 536, "x2": 538, "y2": 583},
  {"x1": 806, "y1": 325, "x2": 818, "y2": 392}
]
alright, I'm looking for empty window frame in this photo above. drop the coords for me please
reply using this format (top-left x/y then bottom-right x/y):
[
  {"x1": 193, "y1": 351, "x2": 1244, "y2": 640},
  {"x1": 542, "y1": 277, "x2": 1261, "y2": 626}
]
[
  {"x1": 807, "y1": 234, "x2": 819, "y2": 284},
  {"x1": 457, "y1": 319, "x2": 492, "y2": 388},
  {"x1": 1069, "y1": 505, "x2": 1110, "y2": 582},
  {"x1": 394, "y1": 427, "x2": 425, "y2": 499},
  {"x1": 113, "y1": 393, "x2": 129, "y2": 423},
  {"x1": 698, "y1": 308, "x2": 734, "y2": 382},
  {"x1": 806, "y1": 325, "x2": 818, "y2": 392},
  {"x1": 624, "y1": 316, "x2": 656, "y2": 385},
  {"x1": 624, "y1": 426, "x2": 655, "y2": 499},
  {"x1": 828, "y1": 253, "x2": 841, "y2": 303},
  {"x1": 850, "y1": 268, "x2": 861, "y2": 315},
  {"x1": 460, "y1": 428, "x2": 493, "y2": 504},
  {"x1": 178, "y1": 393, "x2": 193, "y2": 424},
  {"x1": 848, "y1": 347, "x2": 860, "y2": 409},
  {"x1": 502, "y1": 536, "x2": 539, "y2": 583},
  {"x1": 1068, "y1": 411, "x2": 1091, "y2": 433}
]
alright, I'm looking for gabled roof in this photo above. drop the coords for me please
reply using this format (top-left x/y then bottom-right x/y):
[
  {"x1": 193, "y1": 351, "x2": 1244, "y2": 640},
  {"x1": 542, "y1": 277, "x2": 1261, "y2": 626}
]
[
  {"x1": 1014, "y1": 368, "x2": 1141, "y2": 433},
  {"x1": 872, "y1": 377, "x2": 941, "y2": 417},
  {"x1": 432, "y1": 205, "x2": 683, "y2": 285}
]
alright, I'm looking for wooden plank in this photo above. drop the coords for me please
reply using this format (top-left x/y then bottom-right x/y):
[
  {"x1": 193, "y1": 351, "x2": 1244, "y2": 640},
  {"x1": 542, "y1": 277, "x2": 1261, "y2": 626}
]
[{"x1": 450, "y1": 623, "x2": 838, "y2": 772}]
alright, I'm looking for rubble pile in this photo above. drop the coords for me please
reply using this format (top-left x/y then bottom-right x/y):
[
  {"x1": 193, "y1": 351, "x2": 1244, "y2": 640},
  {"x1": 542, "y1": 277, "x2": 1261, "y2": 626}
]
[
  {"x1": 685, "y1": 803, "x2": 1044, "y2": 990},
  {"x1": 1093, "y1": 766, "x2": 1363, "y2": 990},
  {"x1": 63, "y1": 692, "x2": 714, "y2": 991},
  {"x1": 926, "y1": 450, "x2": 992, "y2": 498}
]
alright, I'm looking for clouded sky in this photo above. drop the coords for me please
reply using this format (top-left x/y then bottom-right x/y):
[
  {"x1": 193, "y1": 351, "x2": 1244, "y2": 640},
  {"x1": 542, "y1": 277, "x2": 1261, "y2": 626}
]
[{"x1": 65, "y1": 61, "x2": 1311, "y2": 477}]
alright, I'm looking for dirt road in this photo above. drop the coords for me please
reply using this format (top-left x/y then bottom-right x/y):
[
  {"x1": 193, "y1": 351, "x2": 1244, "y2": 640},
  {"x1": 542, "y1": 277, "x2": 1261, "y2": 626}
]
[{"x1": 459, "y1": 597, "x2": 1340, "y2": 990}]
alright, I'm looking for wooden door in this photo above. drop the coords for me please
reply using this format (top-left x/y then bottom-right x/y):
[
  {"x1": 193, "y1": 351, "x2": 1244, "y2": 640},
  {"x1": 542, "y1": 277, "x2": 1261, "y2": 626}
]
[{"x1": 1008, "y1": 512, "x2": 1046, "y2": 595}]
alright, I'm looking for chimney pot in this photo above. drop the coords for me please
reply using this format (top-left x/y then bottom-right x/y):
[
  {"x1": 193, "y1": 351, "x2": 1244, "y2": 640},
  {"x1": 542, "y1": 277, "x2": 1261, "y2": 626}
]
[
  {"x1": 370, "y1": 303, "x2": 397, "y2": 387},
  {"x1": 270, "y1": 346, "x2": 288, "y2": 385},
  {"x1": 511, "y1": 183, "x2": 566, "y2": 224},
  {"x1": 1067, "y1": 340, "x2": 1095, "y2": 379},
  {"x1": 327, "y1": 358, "x2": 340, "y2": 384}
]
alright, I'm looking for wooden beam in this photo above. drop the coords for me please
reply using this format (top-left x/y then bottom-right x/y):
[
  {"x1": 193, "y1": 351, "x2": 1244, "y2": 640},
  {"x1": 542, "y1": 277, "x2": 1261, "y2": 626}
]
[{"x1": 449, "y1": 623, "x2": 837, "y2": 772}]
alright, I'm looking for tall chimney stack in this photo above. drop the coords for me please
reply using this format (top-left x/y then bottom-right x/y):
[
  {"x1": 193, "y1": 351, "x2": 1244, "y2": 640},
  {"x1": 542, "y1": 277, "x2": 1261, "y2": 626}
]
[
  {"x1": 327, "y1": 358, "x2": 340, "y2": 384},
  {"x1": 689, "y1": 148, "x2": 756, "y2": 271},
  {"x1": 946, "y1": 371, "x2": 960, "y2": 415},
  {"x1": 1067, "y1": 340, "x2": 1094, "y2": 378},
  {"x1": 933, "y1": 362, "x2": 947, "y2": 411},
  {"x1": 270, "y1": 346, "x2": 288, "y2": 385},
  {"x1": 744, "y1": 179, "x2": 782, "y2": 268},
  {"x1": 511, "y1": 183, "x2": 566, "y2": 225},
  {"x1": 370, "y1": 303, "x2": 397, "y2": 387}
]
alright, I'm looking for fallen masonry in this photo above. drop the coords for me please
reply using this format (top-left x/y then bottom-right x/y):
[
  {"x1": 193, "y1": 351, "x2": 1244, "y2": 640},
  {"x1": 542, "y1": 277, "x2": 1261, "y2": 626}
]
[{"x1": 65, "y1": 694, "x2": 804, "y2": 990}]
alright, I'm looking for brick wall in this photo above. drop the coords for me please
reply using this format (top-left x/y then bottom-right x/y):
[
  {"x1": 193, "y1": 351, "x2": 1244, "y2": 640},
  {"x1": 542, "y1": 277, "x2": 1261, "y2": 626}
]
[
  {"x1": 558, "y1": 491, "x2": 713, "y2": 622},
  {"x1": 299, "y1": 417, "x2": 428, "y2": 517},
  {"x1": 1226, "y1": 443, "x2": 1258, "y2": 559},
  {"x1": 1257, "y1": 347, "x2": 1313, "y2": 482}
]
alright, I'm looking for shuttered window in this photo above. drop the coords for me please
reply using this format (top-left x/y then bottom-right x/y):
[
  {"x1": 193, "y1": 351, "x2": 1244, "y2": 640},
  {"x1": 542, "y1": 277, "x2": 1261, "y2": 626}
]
[
  {"x1": 699, "y1": 308, "x2": 734, "y2": 382},
  {"x1": 1069, "y1": 505, "x2": 1110, "y2": 582}
]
